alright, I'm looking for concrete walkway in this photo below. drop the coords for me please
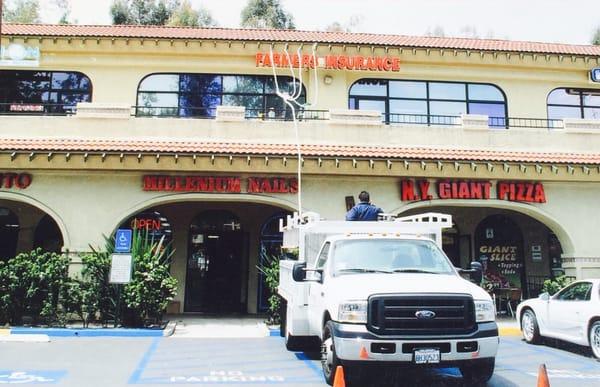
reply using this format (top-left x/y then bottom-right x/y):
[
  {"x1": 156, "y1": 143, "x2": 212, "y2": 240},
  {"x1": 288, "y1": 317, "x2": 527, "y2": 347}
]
[{"x1": 168, "y1": 315, "x2": 270, "y2": 338}]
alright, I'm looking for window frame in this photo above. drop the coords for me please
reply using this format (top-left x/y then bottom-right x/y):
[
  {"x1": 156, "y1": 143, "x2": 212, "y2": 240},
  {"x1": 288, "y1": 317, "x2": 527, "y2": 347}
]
[
  {"x1": 315, "y1": 242, "x2": 331, "y2": 269},
  {"x1": 547, "y1": 87, "x2": 600, "y2": 120},
  {"x1": 554, "y1": 281, "x2": 593, "y2": 301},
  {"x1": 136, "y1": 72, "x2": 306, "y2": 118},
  {"x1": 348, "y1": 78, "x2": 508, "y2": 127}
]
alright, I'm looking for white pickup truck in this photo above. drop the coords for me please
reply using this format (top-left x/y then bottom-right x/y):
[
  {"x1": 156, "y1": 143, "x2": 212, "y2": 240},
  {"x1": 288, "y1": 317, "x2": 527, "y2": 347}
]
[{"x1": 278, "y1": 212, "x2": 498, "y2": 385}]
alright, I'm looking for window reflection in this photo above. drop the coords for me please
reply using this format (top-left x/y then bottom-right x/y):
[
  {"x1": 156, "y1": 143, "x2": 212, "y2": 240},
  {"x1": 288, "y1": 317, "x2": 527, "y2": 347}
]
[
  {"x1": 349, "y1": 79, "x2": 506, "y2": 127},
  {"x1": 137, "y1": 73, "x2": 305, "y2": 118},
  {"x1": 0, "y1": 70, "x2": 92, "y2": 114},
  {"x1": 547, "y1": 88, "x2": 600, "y2": 120}
]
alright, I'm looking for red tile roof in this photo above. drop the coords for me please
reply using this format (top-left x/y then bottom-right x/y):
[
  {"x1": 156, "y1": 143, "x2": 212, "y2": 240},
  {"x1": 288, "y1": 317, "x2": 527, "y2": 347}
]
[
  {"x1": 1, "y1": 138, "x2": 599, "y2": 164},
  {"x1": 3, "y1": 24, "x2": 600, "y2": 56}
]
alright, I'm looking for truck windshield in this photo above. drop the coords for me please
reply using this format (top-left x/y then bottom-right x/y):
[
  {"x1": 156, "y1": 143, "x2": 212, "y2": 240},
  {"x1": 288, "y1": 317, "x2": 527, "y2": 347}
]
[{"x1": 332, "y1": 239, "x2": 455, "y2": 276}]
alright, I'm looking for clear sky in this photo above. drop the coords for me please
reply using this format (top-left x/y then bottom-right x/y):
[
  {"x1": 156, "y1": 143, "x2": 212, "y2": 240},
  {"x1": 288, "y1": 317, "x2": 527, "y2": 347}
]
[{"x1": 36, "y1": 0, "x2": 600, "y2": 45}]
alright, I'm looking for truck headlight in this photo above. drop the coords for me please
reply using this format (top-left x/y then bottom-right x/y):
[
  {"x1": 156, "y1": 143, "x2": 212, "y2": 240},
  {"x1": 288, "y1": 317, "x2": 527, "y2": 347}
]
[
  {"x1": 474, "y1": 300, "x2": 495, "y2": 322},
  {"x1": 338, "y1": 301, "x2": 368, "y2": 324}
]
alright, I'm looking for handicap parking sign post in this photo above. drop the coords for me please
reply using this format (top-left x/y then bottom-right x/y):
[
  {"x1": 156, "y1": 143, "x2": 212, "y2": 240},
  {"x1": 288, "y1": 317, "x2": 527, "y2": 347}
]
[{"x1": 115, "y1": 229, "x2": 132, "y2": 253}]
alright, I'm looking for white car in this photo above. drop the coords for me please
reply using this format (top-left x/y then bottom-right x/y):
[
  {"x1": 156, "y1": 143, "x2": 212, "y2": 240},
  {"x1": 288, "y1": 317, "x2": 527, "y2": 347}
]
[{"x1": 516, "y1": 279, "x2": 600, "y2": 358}]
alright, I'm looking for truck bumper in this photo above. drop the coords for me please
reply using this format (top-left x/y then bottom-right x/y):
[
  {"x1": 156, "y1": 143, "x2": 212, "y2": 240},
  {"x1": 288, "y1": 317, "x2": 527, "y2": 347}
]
[{"x1": 331, "y1": 321, "x2": 499, "y2": 363}]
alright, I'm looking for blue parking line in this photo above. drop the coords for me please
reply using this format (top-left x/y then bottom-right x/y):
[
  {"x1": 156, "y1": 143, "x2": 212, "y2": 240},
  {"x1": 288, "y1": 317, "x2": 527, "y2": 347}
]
[
  {"x1": 129, "y1": 337, "x2": 161, "y2": 384},
  {"x1": 294, "y1": 353, "x2": 324, "y2": 380},
  {"x1": 501, "y1": 338, "x2": 593, "y2": 366}
]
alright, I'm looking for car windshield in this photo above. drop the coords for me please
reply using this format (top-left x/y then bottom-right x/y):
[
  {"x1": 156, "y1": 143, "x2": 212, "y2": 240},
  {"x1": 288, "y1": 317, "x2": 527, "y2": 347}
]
[{"x1": 332, "y1": 239, "x2": 455, "y2": 276}]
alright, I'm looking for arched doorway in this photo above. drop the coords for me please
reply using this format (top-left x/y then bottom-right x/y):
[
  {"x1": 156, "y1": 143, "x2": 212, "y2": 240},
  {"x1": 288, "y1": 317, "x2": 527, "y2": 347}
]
[
  {"x1": 442, "y1": 222, "x2": 460, "y2": 267},
  {"x1": 475, "y1": 215, "x2": 525, "y2": 292},
  {"x1": 34, "y1": 215, "x2": 64, "y2": 254},
  {"x1": 186, "y1": 210, "x2": 246, "y2": 313},
  {"x1": 0, "y1": 207, "x2": 19, "y2": 261},
  {"x1": 258, "y1": 212, "x2": 290, "y2": 312}
]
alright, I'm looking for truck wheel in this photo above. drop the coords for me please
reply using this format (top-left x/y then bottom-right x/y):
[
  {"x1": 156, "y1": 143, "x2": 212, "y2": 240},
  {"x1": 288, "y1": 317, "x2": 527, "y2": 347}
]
[
  {"x1": 521, "y1": 309, "x2": 541, "y2": 344},
  {"x1": 589, "y1": 320, "x2": 600, "y2": 359},
  {"x1": 321, "y1": 321, "x2": 341, "y2": 386},
  {"x1": 460, "y1": 358, "x2": 495, "y2": 384}
]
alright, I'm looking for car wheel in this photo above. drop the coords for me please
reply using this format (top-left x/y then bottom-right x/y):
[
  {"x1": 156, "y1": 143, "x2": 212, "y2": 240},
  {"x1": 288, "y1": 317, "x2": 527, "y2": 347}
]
[
  {"x1": 460, "y1": 358, "x2": 495, "y2": 385},
  {"x1": 321, "y1": 321, "x2": 342, "y2": 386},
  {"x1": 521, "y1": 309, "x2": 542, "y2": 344},
  {"x1": 589, "y1": 320, "x2": 600, "y2": 359}
]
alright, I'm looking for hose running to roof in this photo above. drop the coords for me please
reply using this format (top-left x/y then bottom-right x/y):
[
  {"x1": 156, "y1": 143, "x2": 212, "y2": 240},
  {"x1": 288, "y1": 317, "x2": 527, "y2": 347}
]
[{"x1": 268, "y1": 43, "x2": 319, "y2": 217}]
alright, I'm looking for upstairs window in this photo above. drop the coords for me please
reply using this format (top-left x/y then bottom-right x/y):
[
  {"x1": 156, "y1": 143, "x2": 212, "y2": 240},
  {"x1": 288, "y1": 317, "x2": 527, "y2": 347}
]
[
  {"x1": 349, "y1": 79, "x2": 507, "y2": 127},
  {"x1": 547, "y1": 88, "x2": 600, "y2": 120},
  {"x1": 0, "y1": 70, "x2": 92, "y2": 114},
  {"x1": 136, "y1": 73, "x2": 305, "y2": 118}
]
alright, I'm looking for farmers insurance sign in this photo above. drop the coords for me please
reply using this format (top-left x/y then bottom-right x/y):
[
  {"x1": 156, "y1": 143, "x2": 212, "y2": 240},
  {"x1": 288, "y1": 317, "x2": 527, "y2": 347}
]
[
  {"x1": 255, "y1": 52, "x2": 400, "y2": 72},
  {"x1": 143, "y1": 175, "x2": 298, "y2": 194},
  {"x1": 400, "y1": 179, "x2": 546, "y2": 203}
]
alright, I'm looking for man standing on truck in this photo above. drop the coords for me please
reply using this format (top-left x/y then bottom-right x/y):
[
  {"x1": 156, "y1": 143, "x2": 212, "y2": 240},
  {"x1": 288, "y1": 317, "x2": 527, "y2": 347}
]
[{"x1": 345, "y1": 191, "x2": 384, "y2": 221}]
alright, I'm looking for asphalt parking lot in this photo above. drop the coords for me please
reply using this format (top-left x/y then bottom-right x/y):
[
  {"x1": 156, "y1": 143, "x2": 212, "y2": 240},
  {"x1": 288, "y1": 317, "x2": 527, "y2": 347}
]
[{"x1": 1, "y1": 335, "x2": 599, "y2": 386}]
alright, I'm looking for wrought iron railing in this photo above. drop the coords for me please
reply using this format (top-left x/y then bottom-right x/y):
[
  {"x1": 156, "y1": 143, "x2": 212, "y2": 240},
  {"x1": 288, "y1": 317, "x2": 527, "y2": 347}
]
[
  {"x1": 245, "y1": 108, "x2": 329, "y2": 121},
  {"x1": 385, "y1": 113, "x2": 462, "y2": 126}
]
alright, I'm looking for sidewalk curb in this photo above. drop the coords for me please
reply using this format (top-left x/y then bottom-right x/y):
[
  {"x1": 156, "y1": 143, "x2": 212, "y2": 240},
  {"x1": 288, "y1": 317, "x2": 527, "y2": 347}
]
[
  {"x1": 0, "y1": 334, "x2": 50, "y2": 342},
  {"x1": 163, "y1": 321, "x2": 177, "y2": 337},
  {"x1": 9, "y1": 327, "x2": 165, "y2": 337},
  {"x1": 499, "y1": 326, "x2": 521, "y2": 336}
]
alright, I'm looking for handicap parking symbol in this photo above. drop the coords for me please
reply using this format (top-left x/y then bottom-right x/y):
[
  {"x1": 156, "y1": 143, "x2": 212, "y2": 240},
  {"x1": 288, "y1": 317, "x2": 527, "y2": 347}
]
[
  {"x1": 115, "y1": 229, "x2": 132, "y2": 253},
  {"x1": 0, "y1": 370, "x2": 67, "y2": 384}
]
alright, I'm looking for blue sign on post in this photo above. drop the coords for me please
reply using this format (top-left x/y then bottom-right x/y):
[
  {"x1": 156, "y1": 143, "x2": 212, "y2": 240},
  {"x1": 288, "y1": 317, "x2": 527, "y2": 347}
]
[{"x1": 115, "y1": 229, "x2": 132, "y2": 253}]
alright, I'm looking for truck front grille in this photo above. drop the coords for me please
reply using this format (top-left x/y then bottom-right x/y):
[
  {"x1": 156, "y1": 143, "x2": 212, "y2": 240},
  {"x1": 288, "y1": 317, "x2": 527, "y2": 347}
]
[{"x1": 367, "y1": 294, "x2": 476, "y2": 336}]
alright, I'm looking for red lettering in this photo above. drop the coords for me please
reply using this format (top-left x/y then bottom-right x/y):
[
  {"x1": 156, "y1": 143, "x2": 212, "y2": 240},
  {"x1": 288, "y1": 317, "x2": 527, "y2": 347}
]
[
  {"x1": 497, "y1": 182, "x2": 509, "y2": 200},
  {"x1": 227, "y1": 178, "x2": 241, "y2": 193},
  {"x1": 325, "y1": 55, "x2": 338, "y2": 69},
  {"x1": 516, "y1": 183, "x2": 527, "y2": 201},
  {"x1": 289, "y1": 178, "x2": 298, "y2": 193},
  {"x1": 247, "y1": 178, "x2": 260, "y2": 193},
  {"x1": 2, "y1": 173, "x2": 16, "y2": 188},
  {"x1": 417, "y1": 180, "x2": 432, "y2": 200},
  {"x1": 260, "y1": 178, "x2": 272, "y2": 193},
  {"x1": 525, "y1": 183, "x2": 534, "y2": 202},
  {"x1": 458, "y1": 182, "x2": 470, "y2": 199},
  {"x1": 438, "y1": 181, "x2": 451, "y2": 199},
  {"x1": 302, "y1": 54, "x2": 311, "y2": 67},
  {"x1": 534, "y1": 183, "x2": 546, "y2": 203},
  {"x1": 375, "y1": 57, "x2": 384, "y2": 71},
  {"x1": 391, "y1": 57, "x2": 400, "y2": 71},
  {"x1": 401, "y1": 180, "x2": 417, "y2": 201},
  {"x1": 15, "y1": 173, "x2": 32, "y2": 189},
  {"x1": 367, "y1": 57, "x2": 376, "y2": 70},
  {"x1": 185, "y1": 177, "x2": 196, "y2": 191},
  {"x1": 482, "y1": 182, "x2": 491, "y2": 199},
  {"x1": 143, "y1": 176, "x2": 157, "y2": 191},
  {"x1": 255, "y1": 52, "x2": 264, "y2": 66},
  {"x1": 174, "y1": 176, "x2": 184, "y2": 191},
  {"x1": 382, "y1": 58, "x2": 392, "y2": 71},
  {"x1": 470, "y1": 182, "x2": 482, "y2": 199},
  {"x1": 338, "y1": 55, "x2": 347, "y2": 69}
]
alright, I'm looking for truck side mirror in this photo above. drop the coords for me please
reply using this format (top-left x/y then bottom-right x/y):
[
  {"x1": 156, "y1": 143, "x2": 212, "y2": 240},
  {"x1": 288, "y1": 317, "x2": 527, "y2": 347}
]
[
  {"x1": 470, "y1": 261, "x2": 483, "y2": 285},
  {"x1": 292, "y1": 262, "x2": 307, "y2": 282}
]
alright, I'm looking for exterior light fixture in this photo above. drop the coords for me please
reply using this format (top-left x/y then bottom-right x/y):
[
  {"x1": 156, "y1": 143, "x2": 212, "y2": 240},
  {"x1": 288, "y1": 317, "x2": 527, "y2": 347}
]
[{"x1": 324, "y1": 75, "x2": 333, "y2": 85}]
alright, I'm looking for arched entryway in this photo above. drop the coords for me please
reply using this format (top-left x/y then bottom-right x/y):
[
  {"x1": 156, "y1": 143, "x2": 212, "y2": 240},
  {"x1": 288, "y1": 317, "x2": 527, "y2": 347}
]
[
  {"x1": 0, "y1": 207, "x2": 19, "y2": 261},
  {"x1": 0, "y1": 199, "x2": 65, "y2": 261},
  {"x1": 186, "y1": 210, "x2": 245, "y2": 313},
  {"x1": 258, "y1": 212, "x2": 291, "y2": 312},
  {"x1": 400, "y1": 204, "x2": 565, "y2": 298},
  {"x1": 475, "y1": 215, "x2": 525, "y2": 291}
]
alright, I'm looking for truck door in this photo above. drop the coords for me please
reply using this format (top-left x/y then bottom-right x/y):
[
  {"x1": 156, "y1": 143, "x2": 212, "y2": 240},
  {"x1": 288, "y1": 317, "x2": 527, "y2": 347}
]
[{"x1": 308, "y1": 242, "x2": 331, "y2": 336}]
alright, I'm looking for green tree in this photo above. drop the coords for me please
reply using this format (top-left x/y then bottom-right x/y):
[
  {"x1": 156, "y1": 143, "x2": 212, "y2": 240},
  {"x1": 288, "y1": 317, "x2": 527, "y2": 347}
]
[
  {"x1": 593, "y1": 27, "x2": 600, "y2": 45},
  {"x1": 168, "y1": 0, "x2": 216, "y2": 27},
  {"x1": 240, "y1": 0, "x2": 295, "y2": 30},
  {"x1": 53, "y1": 0, "x2": 73, "y2": 24},
  {"x1": 2, "y1": 0, "x2": 41, "y2": 23},
  {"x1": 110, "y1": 0, "x2": 180, "y2": 25}
]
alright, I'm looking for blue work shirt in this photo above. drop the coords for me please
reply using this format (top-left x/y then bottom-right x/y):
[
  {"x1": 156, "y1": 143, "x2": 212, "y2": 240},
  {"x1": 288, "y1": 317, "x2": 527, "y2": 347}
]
[{"x1": 345, "y1": 202, "x2": 383, "y2": 221}]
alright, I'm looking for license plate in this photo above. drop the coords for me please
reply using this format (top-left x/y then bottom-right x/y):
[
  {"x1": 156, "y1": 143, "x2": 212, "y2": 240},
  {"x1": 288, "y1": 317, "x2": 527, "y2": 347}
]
[{"x1": 414, "y1": 348, "x2": 440, "y2": 364}]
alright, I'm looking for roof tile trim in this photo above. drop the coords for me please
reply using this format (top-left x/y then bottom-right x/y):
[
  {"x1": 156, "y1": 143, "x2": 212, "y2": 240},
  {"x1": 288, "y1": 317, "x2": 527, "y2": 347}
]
[
  {"x1": 1, "y1": 138, "x2": 600, "y2": 164},
  {"x1": 3, "y1": 24, "x2": 600, "y2": 56}
]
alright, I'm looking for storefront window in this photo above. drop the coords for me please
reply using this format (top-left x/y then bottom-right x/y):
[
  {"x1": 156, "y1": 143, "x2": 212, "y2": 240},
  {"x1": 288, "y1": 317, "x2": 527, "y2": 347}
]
[
  {"x1": 547, "y1": 88, "x2": 600, "y2": 120},
  {"x1": 0, "y1": 70, "x2": 92, "y2": 114},
  {"x1": 0, "y1": 207, "x2": 19, "y2": 261},
  {"x1": 33, "y1": 215, "x2": 64, "y2": 254},
  {"x1": 136, "y1": 73, "x2": 305, "y2": 118},
  {"x1": 349, "y1": 79, "x2": 507, "y2": 127}
]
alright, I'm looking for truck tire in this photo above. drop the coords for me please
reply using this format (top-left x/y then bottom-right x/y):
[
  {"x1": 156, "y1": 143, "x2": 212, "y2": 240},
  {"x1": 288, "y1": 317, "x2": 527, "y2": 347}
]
[
  {"x1": 321, "y1": 321, "x2": 342, "y2": 386},
  {"x1": 460, "y1": 358, "x2": 495, "y2": 385},
  {"x1": 521, "y1": 309, "x2": 541, "y2": 344}
]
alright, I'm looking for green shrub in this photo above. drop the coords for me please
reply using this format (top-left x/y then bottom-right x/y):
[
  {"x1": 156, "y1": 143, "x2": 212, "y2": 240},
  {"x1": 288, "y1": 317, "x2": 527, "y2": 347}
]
[
  {"x1": 0, "y1": 249, "x2": 70, "y2": 326},
  {"x1": 257, "y1": 254, "x2": 281, "y2": 325},
  {"x1": 542, "y1": 275, "x2": 573, "y2": 295}
]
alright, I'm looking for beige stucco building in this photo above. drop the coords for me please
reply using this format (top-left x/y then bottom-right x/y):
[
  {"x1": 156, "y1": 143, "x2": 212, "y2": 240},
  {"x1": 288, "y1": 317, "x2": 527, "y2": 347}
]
[{"x1": 1, "y1": 24, "x2": 600, "y2": 314}]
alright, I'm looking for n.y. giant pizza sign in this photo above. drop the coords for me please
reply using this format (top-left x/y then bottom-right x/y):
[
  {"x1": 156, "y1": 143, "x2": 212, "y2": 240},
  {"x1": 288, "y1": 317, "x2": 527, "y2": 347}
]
[{"x1": 400, "y1": 179, "x2": 546, "y2": 203}]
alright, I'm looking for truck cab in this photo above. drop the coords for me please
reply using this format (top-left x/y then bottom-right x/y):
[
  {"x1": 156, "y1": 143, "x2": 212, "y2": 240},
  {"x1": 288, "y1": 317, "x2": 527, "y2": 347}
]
[{"x1": 278, "y1": 213, "x2": 498, "y2": 385}]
